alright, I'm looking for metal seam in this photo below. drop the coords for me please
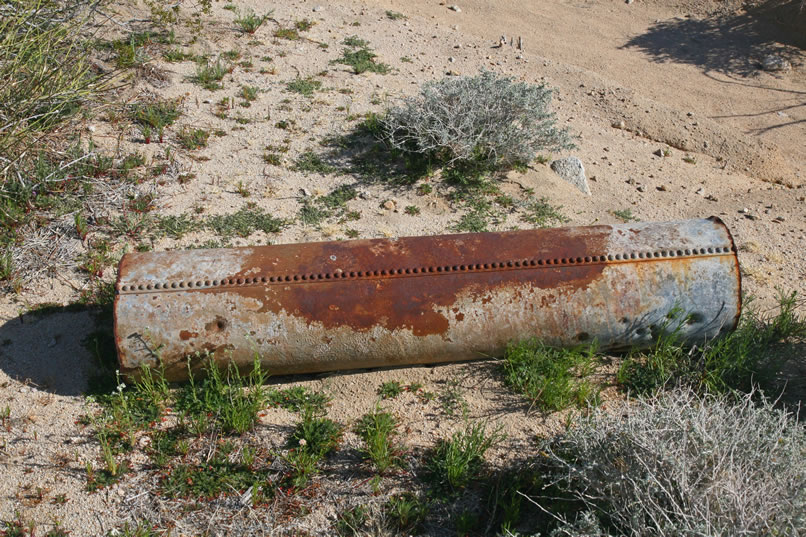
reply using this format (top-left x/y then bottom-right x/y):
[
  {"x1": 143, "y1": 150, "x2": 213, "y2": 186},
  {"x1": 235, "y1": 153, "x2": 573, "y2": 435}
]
[{"x1": 117, "y1": 246, "x2": 736, "y2": 294}]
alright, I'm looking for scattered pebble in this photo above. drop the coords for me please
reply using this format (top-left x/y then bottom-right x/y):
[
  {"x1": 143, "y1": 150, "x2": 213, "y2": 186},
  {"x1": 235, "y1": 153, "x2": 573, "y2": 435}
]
[
  {"x1": 449, "y1": 5, "x2": 461, "y2": 12},
  {"x1": 383, "y1": 200, "x2": 396, "y2": 211},
  {"x1": 656, "y1": 185, "x2": 668, "y2": 192},
  {"x1": 637, "y1": 185, "x2": 646, "y2": 193},
  {"x1": 312, "y1": 5, "x2": 323, "y2": 12},
  {"x1": 300, "y1": 188, "x2": 311, "y2": 197}
]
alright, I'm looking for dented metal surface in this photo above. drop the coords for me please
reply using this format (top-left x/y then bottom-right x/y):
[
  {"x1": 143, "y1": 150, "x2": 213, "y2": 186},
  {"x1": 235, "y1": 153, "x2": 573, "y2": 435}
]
[{"x1": 114, "y1": 218, "x2": 741, "y2": 380}]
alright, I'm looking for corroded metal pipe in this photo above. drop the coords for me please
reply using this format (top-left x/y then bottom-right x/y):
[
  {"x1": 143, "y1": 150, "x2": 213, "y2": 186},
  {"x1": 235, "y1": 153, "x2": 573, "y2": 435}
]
[{"x1": 114, "y1": 218, "x2": 741, "y2": 380}]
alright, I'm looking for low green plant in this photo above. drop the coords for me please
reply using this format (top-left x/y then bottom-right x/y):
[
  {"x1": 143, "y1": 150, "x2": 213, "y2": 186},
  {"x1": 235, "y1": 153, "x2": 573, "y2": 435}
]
[
  {"x1": 160, "y1": 451, "x2": 264, "y2": 498},
  {"x1": 612, "y1": 208, "x2": 639, "y2": 222},
  {"x1": 267, "y1": 386, "x2": 330, "y2": 413},
  {"x1": 177, "y1": 127, "x2": 210, "y2": 150},
  {"x1": 240, "y1": 85, "x2": 259, "y2": 104},
  {"x1": 294, "y1": 18, "x2": 315, "y2": 31},
  {"x1": 285, "y1": 405, "x2": 342, "y2": 487},
  {"x1": 234, "y1": 10, "x2": 270, "y2": 34},
  {"x1": 355, "y1": 408, "x2": 404, "y2": 473},
  {"x1": 404, "y1": 205, "x2": 421, "y2": 216},
  {"x1": 163, "y1": 48, "x2": 193, "y2": 62},
  {"x1": 156, "y1": 213, "x2": 198, "y2": 239},
  {"x1": 427, "y1": 421, "x2": 504, "y2": 494},
  {"x1": 386, "y1": 493, "x2": 428, "y2": 533},
  {"x1": 175, "y1": 354, "x2": 268, "y2": 435},
  {"x1": 618, "y1": 291, "x2": 806, "y2": 395},
  {"x1": 273, "y1": 27, "x2": 300, "y2": 40},
  {"x1": 205, "y1": 205, "x2": 288, "y2": 238},
  {"x1": 295, "y1": 152, "x2": 339, "y2": 175},
  {"x1": 290, "y1": 406, "x2": 342, "y2": 456},
  {"x1": 286, "y1": 78, "x2": 322, "y2": 97},
  {"x1": 386, "y1": 10, "x2": 406, "y2": 20},
  {"x1": 129, "y1": 100, "x2": 181, "y2": 133},
  {"x1": 520, "y1": 197, "x2": 567, "y2": 228},
  {"x1": 191, "y1": 61, "x2": 227, "y2": 90},
  {"x1": 377, "y1": 381, "x2": 403, "y2": 399},
  {"x1": 332, "y1": 47, "x2": 391, "y2": 75},
  {"x1": 342, "y1": 35, "x2": 369, "y2": 48},
  {"x1": 503, "y1": 340, "x2": 600, "y2": 412},
  {"x1": 335, "y1": 505, "x2": 368, "y2": 536},
  {"x1": 439, "y1": 379, "x2": 468, "y2": 417}
]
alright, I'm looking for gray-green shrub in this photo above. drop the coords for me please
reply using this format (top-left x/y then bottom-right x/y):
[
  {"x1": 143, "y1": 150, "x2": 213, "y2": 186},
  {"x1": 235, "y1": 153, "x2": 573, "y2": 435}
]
[
  {"x1": 532, "y1": 388, "x2": 806, "y2": 536},
  {"x1": 382, "y1": 70, "x2": 573, "y2": 169}
]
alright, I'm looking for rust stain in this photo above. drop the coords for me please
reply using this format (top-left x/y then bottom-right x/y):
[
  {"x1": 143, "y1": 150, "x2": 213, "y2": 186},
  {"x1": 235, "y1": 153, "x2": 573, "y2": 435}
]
[
  {"x1": 229, "y1": 228, "x2": 610, "y2": 337},
  {"x1": 179, "y1": 330, "x2": 197, "y2": 341}
]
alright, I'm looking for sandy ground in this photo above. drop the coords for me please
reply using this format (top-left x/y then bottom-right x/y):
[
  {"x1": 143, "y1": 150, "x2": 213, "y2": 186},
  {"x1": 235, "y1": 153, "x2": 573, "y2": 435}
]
[{"x1": 0, "y1": 0, "x2": 804, "y2": 534}]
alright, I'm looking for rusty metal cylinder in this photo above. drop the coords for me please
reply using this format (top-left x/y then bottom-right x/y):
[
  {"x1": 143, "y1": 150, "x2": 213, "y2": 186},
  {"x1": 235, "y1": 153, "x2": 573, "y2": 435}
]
[{"x1": 114, "y1": 218, "x2": 741, "y2": 380}]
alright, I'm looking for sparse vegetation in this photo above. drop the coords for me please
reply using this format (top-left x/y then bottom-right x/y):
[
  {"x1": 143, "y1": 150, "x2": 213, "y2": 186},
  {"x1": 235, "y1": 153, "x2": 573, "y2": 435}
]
[
  {"x1": 503, "y1": 340, "x2": 600, "y2": 412},
  {"x1": 427, "y1": 421, "x2": 504, "y2": 495},
  {"x1": 206, "y1": 204, "x2": 288, "y2": 238},
  {"x1": 191, "y1": 60, "x2": 227, "y2": 90},
  {"x1": 332, "y1": 36, "x2": 390, "y2": 74},
  {"x1": 177, "y1": 127, "x2": 210, "y2": 150},
  {"x1": 618, "y1": 291, "x2": 806, "y2": 395},
  {"x1": 355, "y1": 408, "x2": 405, "y2": 474},
  {"x1": 234, "y1": 10, "x2": 270, "y2": 34},
  {"x1": 286, "y1": 78, "x2": 322, "y2": 97},
  {"x1": 612, "y1": 208, "x2": 639, "y2": 222}
]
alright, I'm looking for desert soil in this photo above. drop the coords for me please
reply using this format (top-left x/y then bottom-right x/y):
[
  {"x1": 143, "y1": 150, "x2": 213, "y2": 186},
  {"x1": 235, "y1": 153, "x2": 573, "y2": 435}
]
[{"x1": 0, "y1": 0, "x2": 804, "y2": 535}]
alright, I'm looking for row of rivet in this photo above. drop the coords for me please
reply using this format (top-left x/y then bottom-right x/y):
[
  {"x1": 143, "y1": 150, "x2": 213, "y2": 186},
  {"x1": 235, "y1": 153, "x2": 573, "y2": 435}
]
[{"x1": 118, "y1": 245, "x2": 734, "y2": 293}]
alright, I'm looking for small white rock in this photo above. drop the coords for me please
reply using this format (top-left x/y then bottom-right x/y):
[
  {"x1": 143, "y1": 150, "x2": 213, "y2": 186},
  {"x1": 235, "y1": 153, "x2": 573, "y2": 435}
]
[
  {"x1": 449, "y1": 5, "x2": 461, "y2": 12},
  {"x1": 312, "y1": 5, "x2": 323, "y2": 12},
  {"x1": 761, "y1": 54, "x2": 790, "y2": 72}
]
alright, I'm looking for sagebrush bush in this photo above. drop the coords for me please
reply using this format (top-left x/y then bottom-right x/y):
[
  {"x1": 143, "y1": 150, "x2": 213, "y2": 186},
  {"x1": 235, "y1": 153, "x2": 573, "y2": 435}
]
[
  {"x1": 382, "y1": 70, "x2": 573, "y2": 170},
  {"x1": 532, "y1": 388, "x2": 806, "y2": 536}
]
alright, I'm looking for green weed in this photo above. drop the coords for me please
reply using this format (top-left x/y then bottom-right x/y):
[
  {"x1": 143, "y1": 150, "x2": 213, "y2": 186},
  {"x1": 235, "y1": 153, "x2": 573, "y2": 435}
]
[
  {"x1": 335, "y1": 505, "x2": 368, "y2": 536},
  {"x1": 235, "y1": 10, "x2": 270, "y2": 34},
  {"x1": 502, "y1": 340, "x2": 600, "y2": 412},
  {"x1": 520, "y1": 197, "x2": 568, "y2": 228},
  {"x1": 386, "y1": 493, "x2": 428, "y2": 533},
  {"x1": 427, "y1": 421, "x2": 504, "y2": 495},
  {"x1": 294, "y1": 151, "x2": 338, "y2": 174},
  {"x1": 294, "y1": 18, "x2": 315, "y2": 31},
  {"x1": 267, "y1": 386, "x2": 331, "y2": 413},
  {"x1": 176, "y1": 354, "x2": 268, "y2": 435},
  {"x1": 191, "y1": 61, "x2": 227, "y2": 90},
  {"x1": 439, "y1": 380, "x2": 468, "y2": 418},
  {"x1": 273, "y1": 28, "x2": 300, "y2": 40},
  {"x1": 355, "y1": 408, "x2": 404, "y2": 474},
  {"x1": 332, "y1": 47, "x2": 391, "y2": 75},
  {"x1": 177, "y1": 127, "x2": 210, "y2": 150},
  {"x1": 618, "y1": 291, "x2": 806, "y2": 395},
  {"x1": 286, "y1": 78, "x2": 322, "y2": 97},
  {"x1": 612, "y1": 208, "x2": 639, "y2": 222},
  {"x1": 386, "y1": 10, "x2": 406, "y2": 20},
  {"x1": 377, "y1": 381, "x2": 403, "y2": 400}
]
